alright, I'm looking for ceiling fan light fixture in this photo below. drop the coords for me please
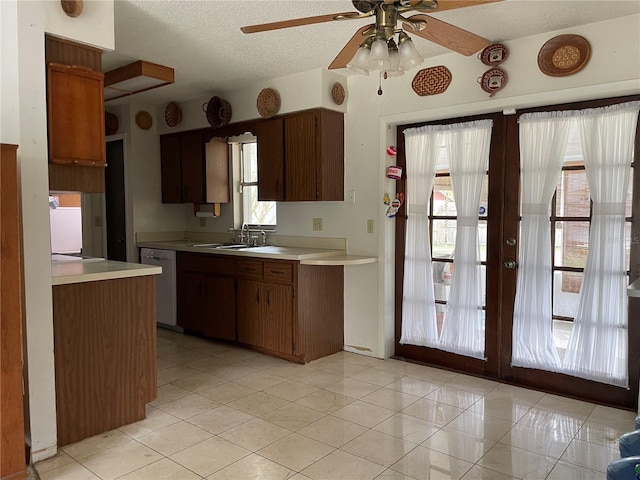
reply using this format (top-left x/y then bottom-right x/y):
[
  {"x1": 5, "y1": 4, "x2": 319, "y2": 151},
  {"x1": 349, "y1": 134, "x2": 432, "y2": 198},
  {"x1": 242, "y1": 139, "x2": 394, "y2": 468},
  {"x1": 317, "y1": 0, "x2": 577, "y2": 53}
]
[
  {"x1": 398, "y1": 31, "x2": 423, "y2": 70},
  {"x1": 369, "y1": 37, "x2": 391, "y2": 69},
  {"x1": 386, "y1": 38, "x2": 404, "y2": 77},
  {"x1": 347, "y1": 36, "x2": 374, "y2": 74}
]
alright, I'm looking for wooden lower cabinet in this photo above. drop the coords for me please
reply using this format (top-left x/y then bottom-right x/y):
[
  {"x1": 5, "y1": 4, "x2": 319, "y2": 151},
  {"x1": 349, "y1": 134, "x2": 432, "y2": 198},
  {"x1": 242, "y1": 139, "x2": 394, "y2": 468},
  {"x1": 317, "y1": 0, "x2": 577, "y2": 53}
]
[
  {"x1": 176, "y1": 252, "x2": 343, "y2": 363},
  {"x1": 237, "y1": 280, "x2": 293, "y2": 354},
  {"x1": 177, "y1": 253, "x2": 236, "y2": 341}
]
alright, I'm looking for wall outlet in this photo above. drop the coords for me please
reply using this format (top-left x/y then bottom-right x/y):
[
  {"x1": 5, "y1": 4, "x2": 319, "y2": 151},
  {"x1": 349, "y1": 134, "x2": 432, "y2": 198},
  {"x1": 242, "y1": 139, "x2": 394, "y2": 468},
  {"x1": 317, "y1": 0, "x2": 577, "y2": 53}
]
[
  {"x1": 367, "y1": 219, "x2": 374, "y2": 234},
  {"x1": 348, "y1": 190, "x2": 356, "y2": 204},
  {"x1": 199, "y1": 217, "x2": 206, "y2": 227},
  {"x1": 312, "y1": 218, "x2": 323, "y2": 231}
]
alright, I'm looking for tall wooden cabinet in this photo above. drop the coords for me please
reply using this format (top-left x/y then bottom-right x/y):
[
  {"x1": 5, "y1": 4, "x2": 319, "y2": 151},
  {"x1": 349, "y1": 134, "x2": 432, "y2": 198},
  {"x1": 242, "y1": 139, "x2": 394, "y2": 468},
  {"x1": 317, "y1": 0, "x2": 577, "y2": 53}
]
[
  {"x1": 1, "y1": 144, "x2": 27, "y2": 480},
  {"x1": 45, "y1": 35, "x2": 105, "y2": 193},
  {"x1": 47, "y1": 63, "x2": 105, "y2": 167},
  {"x1": 257, "y1": 108, "x2": 344, "y2": 202}
]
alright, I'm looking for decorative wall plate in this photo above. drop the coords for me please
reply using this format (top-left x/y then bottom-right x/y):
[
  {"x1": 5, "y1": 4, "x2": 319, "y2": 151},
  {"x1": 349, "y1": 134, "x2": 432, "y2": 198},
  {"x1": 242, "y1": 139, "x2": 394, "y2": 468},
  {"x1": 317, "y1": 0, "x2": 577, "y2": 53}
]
[
  {"x1": 332, "y1": 82, "x2": 346, "y2": 105},
  {"x1": 411, "y1": 66, "x2": 452, "y2": 96},
  {"x1": 477, "y1": 67, "x2": 507, "y2": 97},
  {"x1": 478, "y1": 43, "x2": 509, "y2": 66},
  {"x1": 135, "y1": 111, "x2": 152, "y2": 130},
  {"x1": 164, "y1": 102, "x2": 182, "y2": 127},
  {"x1": 537, "y1": 34, "x2": 591, "y2": 77},
  {"x1": 256, "y1": 88, "x2": 280, "y2": 119}
]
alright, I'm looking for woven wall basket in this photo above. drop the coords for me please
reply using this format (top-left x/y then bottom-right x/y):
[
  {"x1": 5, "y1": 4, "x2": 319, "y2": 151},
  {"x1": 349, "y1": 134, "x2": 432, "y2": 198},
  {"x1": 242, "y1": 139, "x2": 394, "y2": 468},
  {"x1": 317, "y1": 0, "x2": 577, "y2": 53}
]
[
  {"x1": 412, "y1": 66, "x2": 452, "y2": 96},
  {"x1": 257, "y1": 88, "x2": 280, "y2": 119}
]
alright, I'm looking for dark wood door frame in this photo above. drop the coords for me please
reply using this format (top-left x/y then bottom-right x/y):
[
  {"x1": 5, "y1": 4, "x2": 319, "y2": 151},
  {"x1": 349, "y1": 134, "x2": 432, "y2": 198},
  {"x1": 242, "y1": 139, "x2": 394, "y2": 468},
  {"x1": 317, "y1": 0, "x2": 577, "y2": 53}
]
[{"x1": 394, "y1": 94, "x2": 640, "y2": 409}]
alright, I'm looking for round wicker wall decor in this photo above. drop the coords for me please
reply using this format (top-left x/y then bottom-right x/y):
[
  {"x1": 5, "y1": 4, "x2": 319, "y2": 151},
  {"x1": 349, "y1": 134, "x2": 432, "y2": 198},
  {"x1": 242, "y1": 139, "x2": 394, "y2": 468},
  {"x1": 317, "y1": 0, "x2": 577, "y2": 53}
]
[
  {"x1": 332, "y1": 82, "x2": 346, "y2": 105},
  {"x1": 411, "y1": 66, "x2": 452, "y2": 96},
  {"x1": 165, "y1": 102, "x2": 182, "y2": 127},
  {"x1": 135, "y1": 111, "x2": 152, "y2": 130},
  {"x1": 257, "y1": 88, "x2": 280, "y2": 119}
]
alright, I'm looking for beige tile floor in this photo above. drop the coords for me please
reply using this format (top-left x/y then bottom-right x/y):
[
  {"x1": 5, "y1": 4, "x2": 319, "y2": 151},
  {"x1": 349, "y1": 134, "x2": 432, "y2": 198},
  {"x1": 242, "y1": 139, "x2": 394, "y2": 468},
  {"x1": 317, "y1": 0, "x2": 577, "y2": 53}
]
[{"x1": 35, "y1": 328, "x2": 637, "y2": 480}]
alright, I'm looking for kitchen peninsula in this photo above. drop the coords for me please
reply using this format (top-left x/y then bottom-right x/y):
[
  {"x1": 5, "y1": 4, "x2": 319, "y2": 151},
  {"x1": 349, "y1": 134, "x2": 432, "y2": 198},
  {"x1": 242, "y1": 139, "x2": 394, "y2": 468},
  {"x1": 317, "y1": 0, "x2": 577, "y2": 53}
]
[{"x1": 51, "y1": 259, "x2": 161, "y2": 446}]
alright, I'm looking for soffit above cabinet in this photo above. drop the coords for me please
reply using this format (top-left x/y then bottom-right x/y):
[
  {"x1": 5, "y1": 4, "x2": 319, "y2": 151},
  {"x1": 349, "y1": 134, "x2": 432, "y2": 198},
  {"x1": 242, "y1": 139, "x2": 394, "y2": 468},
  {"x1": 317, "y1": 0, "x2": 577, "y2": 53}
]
[{"x1": 104, "y1": 60, "x2": 174, "y2": 101}]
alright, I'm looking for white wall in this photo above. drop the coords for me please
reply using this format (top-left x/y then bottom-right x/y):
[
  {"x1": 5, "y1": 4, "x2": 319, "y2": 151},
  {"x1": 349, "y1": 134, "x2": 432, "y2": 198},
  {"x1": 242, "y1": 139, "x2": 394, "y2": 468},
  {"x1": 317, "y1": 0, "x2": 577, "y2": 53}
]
[{"x1": 7, "y1": 0, "x2": 114, "y2": 461}]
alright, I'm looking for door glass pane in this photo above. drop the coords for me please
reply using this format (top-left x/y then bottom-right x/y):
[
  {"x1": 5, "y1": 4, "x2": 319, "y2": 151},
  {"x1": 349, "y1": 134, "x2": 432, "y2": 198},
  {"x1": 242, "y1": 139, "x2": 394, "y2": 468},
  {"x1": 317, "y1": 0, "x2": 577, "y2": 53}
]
[
  {"x1": 556, "y1": 169, "x2": 590, "y2": 218},
  {"x1": 433, "y1": 177, "x2": 455, "y2": 216},
  {"x1": 433, "y1": 261, "x2": 453, "y2": 301},
  {"x1": 479, "y1": 176, "x2": 489, "y2": 218},
  {"x1": 432, "y1": 219, "x2": 456, "y2": 258},
  {"x1": 554, "y1": 221, "x2": 590, "y2": 268},
  {"x1": 480, "y1": 264, "x2": 487, "y2": 307},
  {"x1": 626, "y1": 222, "x2": 632, "y2": 271},
  {"x1": 553, "y1": 271, "x2": 582, "y2": 318},
  {"x1": 479, "y1": 220, "x2": 488, "y2": 262},
  {"x1": 626, "y1": 170, "x2": 633, "y2": 218},
  {"x1": 553, "y1": 319, "x2": 574, "y2": 362}
]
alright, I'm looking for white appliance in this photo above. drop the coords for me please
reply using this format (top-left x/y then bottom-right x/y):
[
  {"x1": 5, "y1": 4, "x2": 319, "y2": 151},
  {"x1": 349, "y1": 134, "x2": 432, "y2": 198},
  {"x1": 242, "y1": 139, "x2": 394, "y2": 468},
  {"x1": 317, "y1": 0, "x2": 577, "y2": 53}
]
[{"x1": 140, "y1": 248, "x2": 179, "y2": 329}]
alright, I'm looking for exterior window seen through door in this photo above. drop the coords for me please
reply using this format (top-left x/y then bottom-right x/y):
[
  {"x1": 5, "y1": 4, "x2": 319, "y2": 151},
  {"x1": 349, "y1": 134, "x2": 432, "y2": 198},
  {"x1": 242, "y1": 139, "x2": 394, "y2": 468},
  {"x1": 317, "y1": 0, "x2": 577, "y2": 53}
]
[
  {"x1": 549, "y1": 123, "x2": 634, "y2": 361},
  {"x1": 431, "y1": 149, "x2": 489, "y2": 332}
]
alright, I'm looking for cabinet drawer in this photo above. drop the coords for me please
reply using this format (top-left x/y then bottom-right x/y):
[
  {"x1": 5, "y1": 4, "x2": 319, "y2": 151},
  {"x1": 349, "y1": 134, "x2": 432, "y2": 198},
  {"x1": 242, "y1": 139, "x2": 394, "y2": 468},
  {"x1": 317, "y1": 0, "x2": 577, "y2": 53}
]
[
  {"x1": 263, "y1": 261, "x2": 293, "y2": 284},
  {"x1": 236, "y1": 259, "x2": 263, "y2": 280},
  {"x1": 177, "y1": 252, "x2": 235, "y2": 276}
]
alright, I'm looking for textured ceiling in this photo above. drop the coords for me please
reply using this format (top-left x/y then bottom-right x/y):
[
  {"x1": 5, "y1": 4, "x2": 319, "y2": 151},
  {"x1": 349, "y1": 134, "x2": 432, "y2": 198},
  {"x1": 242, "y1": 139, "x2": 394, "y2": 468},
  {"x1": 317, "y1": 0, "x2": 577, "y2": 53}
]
[{"x1": 103, "y1": 0, "x2": 640, "y2": 105}]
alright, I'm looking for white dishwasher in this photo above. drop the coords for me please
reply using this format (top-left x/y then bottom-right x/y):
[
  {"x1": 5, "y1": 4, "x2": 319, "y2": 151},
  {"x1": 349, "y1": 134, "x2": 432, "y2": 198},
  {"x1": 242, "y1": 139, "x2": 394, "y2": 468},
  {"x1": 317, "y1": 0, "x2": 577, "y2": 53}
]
[{"x1": 140, "y1": 248, "x2": 179, "y2": 330}]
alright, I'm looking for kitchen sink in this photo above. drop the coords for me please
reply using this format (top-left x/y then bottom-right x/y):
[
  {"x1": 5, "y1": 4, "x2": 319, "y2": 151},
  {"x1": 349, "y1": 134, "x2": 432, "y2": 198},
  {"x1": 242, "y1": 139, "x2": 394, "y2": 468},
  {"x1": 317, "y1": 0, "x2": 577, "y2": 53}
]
[
  {"x1": 214, "y1": 244, "x2": 258, "y2": 250},
  {"x1": 190, "y1": 243, "x2": 223, "y2": 248}
]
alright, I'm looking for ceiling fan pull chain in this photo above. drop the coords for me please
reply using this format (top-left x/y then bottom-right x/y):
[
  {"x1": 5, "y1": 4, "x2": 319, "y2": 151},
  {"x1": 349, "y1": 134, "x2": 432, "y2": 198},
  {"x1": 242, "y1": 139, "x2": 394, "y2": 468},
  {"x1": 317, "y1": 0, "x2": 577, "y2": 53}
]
[{"x1": 378, "y1": 70, "x2": 383, "y2": 96}]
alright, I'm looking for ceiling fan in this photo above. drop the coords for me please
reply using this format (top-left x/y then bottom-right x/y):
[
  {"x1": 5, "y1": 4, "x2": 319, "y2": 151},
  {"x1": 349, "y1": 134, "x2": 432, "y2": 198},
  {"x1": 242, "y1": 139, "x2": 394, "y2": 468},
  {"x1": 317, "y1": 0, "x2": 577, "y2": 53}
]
[{"x1": 241, "y1": 0, "x2": 501, "y2": 73}]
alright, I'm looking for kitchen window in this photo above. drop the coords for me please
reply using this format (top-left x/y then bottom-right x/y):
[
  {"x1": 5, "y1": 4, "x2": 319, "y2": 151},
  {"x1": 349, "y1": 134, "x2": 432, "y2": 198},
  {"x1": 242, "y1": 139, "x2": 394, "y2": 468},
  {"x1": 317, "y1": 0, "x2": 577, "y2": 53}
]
[{"x1": 233, "y1": 138, "x2": 276, "y2": 229}]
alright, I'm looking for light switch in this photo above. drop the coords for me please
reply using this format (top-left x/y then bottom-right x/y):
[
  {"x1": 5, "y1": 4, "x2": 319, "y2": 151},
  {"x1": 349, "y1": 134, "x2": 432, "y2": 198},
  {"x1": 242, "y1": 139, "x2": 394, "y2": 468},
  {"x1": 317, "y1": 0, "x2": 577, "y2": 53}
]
[
  {"x1": 367, "y1": 219, "x2": 374, "y2": 234},
  {"x1": 348, "y1": 190, "x2": 356, "y2": 204},
  {"x1": 313, "y1": 218, "x2": 323, "y2": 231}
]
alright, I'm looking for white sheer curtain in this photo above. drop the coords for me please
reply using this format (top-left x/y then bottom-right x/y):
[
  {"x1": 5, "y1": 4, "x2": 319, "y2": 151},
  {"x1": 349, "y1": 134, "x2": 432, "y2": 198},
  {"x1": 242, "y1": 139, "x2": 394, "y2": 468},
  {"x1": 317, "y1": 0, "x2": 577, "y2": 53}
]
[
  {"x1": 563, "y1": 101, "x2": 640, "y2": 387},
  {"x1": 511, "y1": 112, "x2": 573, "y2": 371},
  {"x1": 439, "y1": 120, "x2": 492, "y2": 359},
  {"x1": 400, "y1": 126, "x2": 441, "y2": 347}
]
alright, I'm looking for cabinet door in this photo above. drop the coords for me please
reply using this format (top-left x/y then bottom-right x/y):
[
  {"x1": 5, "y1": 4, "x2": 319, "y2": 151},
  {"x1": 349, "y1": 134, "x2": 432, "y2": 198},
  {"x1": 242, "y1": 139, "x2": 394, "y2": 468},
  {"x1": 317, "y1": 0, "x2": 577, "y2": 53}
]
[
  {"x1": 201, "y1": 275, "x2": 236, "y2": 341},
  {"x1": 160, "y1": 134, "x2": 183, "y2": 203},
  {"x1": 257, "y1": 117, "x2": 284, "y2": 201},
  {"x1": 284, "y1": 111, "x2": 317, "y2": 201},
  {"x1": 47, "y1": 63, "x2": 105, "y2": 167},
  {"x1": 263, "y1": 283, "x2": 293, "y2": 354},
  {"x1": 176, "y1": 270, "x2": 204, "y2": 333},
  {"x1": 237, "y1": 280, "x2": 263, "y2": 347},
  {"x1": 181, "y1": 130, "x2": 205, "y2": 203}
]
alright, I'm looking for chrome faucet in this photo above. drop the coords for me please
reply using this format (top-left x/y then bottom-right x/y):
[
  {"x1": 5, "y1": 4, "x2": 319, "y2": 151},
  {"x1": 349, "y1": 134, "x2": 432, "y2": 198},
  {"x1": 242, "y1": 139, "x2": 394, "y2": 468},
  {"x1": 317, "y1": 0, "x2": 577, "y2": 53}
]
[
  {"x1": 241, "y1": 223, "x2": 250, "y2": 245},
  {"x1": 260, "y1": 231, "x2": 267, "y2": 246}
]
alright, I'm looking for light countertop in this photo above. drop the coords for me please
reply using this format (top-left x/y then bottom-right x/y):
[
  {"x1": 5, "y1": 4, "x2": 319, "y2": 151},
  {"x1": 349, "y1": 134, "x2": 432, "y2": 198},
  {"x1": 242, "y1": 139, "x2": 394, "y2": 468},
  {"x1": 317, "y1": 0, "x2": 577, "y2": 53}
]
[
  {"x1": 137, "y1": 241, "x2": 378, "y2": 266},
  {"x1": 629, "y1": 277, "x2": 640, "y2": 298},
  {"x1": 52, "y1": 259, "x2": 162, "y2": 286}
]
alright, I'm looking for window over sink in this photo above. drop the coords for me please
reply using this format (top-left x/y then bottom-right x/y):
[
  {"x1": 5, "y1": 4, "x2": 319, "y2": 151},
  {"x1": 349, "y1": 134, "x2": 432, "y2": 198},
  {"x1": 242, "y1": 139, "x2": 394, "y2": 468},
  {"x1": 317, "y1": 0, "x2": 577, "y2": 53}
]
[{"x1": 230, "y1": 134, "x2": 277, "y2": 230}]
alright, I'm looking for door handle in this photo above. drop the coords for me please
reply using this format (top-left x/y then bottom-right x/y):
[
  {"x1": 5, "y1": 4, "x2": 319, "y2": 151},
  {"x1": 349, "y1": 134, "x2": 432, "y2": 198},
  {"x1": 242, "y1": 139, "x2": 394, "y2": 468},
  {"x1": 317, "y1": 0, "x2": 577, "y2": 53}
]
[
  {"x1": 504, "y1": 260, "x2": 517, "y2": 269},
  {"x1": 506, "y1": 237, "x2": 516, "y2": 247}
]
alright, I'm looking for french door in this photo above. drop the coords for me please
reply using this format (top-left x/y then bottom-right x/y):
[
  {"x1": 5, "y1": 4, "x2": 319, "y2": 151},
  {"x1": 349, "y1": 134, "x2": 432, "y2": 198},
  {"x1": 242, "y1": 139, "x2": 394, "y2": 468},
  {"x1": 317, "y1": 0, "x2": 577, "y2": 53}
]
[{"x1": 394, "y1": 96, "x2": 640, "y2": 408}]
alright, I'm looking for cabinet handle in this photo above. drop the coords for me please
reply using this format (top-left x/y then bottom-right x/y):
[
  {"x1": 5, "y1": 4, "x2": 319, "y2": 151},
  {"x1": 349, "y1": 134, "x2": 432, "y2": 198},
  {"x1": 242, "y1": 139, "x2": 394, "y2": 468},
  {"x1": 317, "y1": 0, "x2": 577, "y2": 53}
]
[
  {"x1": 256, "y1": 288, "x2": 260, "y2": 304},
  {"x1": 266, "y1": 289, "x2": 270, "y2": 307}
]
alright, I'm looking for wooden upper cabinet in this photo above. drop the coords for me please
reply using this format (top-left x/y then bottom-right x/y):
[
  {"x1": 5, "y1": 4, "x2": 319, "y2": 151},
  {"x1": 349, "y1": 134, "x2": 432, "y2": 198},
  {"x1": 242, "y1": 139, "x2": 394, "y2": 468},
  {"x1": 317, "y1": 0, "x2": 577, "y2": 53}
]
[
  {"x1": 160, "y1": 131, "x2": 229, "y2": 204},
  {"x1": 160, "y1": 134, "x2": 182, "y2": 203},
  {"x1": 181, "y1": 130, "x2": 206, "y2": 203},
  {"x1": 257, "y1": 108, "x2": 344, "y2": 202},
  {"x1": 257, "y1": 117, "x2": 285, "y2": 201},
  {"x1": 47, "y1": 63, "x2": 105, "y2": 167}
]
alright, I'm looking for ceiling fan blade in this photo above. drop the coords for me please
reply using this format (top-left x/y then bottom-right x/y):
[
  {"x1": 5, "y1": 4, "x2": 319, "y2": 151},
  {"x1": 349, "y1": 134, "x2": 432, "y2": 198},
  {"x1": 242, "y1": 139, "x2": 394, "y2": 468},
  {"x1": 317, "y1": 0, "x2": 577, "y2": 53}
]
[
  {"x1": 328, "y1": 25, "x2": 374, "y2": 70},
  {"x1": 241, "y1": 11, "x2": 359, "y2": 34},
  {"x1": 403, "y1": 14, "x2": 490, "y2": 56},
  {"x1": 426, "y1": 0, "x2": 502, "y2": 13}
]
